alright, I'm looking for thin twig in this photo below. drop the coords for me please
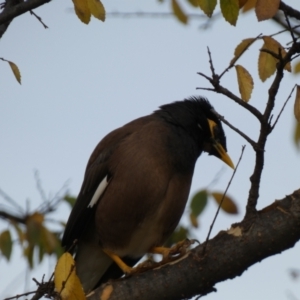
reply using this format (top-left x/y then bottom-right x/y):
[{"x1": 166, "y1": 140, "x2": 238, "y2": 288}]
[
  {"x1": 271, "y1": 84, "x2": 297, "y2": 130},
  {"x1": 29, "y1": 10, "x2": 48, "y2": 29},
  {"x1": 0, "y1": 187, "x2": 24, "y2": 212},
  {"x1": 212, "y1": 110, "x2": 257, "y2": 149},
  {"x1": 284, "y1": 11, "x2": 296, "y2": 42},
  {"x1": 202, "y1": 145, "x2": 245, "y2": 255},
  {"x1": 219, "y1": 34, "x2": 262, "y2": 79}
]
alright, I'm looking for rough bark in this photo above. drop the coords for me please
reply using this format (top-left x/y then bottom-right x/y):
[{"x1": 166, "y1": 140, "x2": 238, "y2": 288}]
[{"x1": 87, "y1": 189, "x2": 300, "y2": 300}]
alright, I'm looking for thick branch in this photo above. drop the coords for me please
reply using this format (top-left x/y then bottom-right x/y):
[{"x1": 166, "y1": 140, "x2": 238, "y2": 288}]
[
  {"x1": 87, "y1": 189, "x2": 300, "y2": 300},
  {"x1": 0, "y1": 0, "x2": 52, "y2": 25},
  {"x1": 0, "y1": 210, "x2": 26, "y2": 224},
  {"x1": 279, "y1": 1, "x2": 300, "y2": 20},
  {"x1": 246, "y1": 41, "x2": 300, "y2": 217}
]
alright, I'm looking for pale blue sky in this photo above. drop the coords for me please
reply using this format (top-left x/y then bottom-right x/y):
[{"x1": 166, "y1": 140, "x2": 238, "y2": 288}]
[{"x1": 1, "y1": 1, "x2": 300, "y2": 299}]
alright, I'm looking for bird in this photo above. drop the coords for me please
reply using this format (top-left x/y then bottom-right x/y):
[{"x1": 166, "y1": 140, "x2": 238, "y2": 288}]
[{"x1": 61, "y1": 96, "x2": 234, "y2": 293}]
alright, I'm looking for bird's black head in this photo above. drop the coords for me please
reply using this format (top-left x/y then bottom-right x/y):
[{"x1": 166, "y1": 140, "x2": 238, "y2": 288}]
[{"x1": 157, "y1": 96, "x2": 234, "y2": 168}]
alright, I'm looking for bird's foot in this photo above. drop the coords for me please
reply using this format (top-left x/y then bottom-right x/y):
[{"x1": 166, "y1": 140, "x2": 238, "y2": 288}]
[{"x1": 151, "y1": 239, "x2": 198, "y2": 263}]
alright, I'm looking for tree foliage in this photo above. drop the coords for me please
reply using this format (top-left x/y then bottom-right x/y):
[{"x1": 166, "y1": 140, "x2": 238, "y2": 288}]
[{"x1": 1, "y1": 0, "x2": 300, "y2": 299}]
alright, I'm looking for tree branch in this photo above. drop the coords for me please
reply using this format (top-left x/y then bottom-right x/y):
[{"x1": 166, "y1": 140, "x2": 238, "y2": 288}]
[
  {"x1": 86, "y1": 189, "x2": 300, "y2": 300},
  {"x1": 279, "y1": 1, "x2": 300, "y2": 21},
  {"x1": 0, "y1": 0, "x2": 52, "y2": 26}
]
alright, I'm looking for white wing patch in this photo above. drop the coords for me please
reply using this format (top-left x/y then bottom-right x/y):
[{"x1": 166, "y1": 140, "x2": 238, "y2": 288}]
[{"x1": 88, "y1": 175, "x2": 109, "y2": 208}]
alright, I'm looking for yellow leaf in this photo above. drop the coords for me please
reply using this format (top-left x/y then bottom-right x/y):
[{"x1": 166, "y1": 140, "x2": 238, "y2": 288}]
[
  {"x1": 294, "y1": 85, "x2": 300, "y2": 123},
  {"x1": 258, "y1": 36, "x2": 291, "y2": 82},
  {"x1": 54, "y1": 253, "x2": 86, "y2": 300},
  {"x1": 230, "y1": 38, "x2": 256, "y2": 65},
  {"x1": 72, "y1": 0, "x2": 91, "y2": 24},
  {"x1": 8, "y1": 61, "x2": 21, "y2": 84},
  {"x1": 294, "y1": 121, "x2": 300, "y2": 148},
  {"x1": 255, "y1": 0, "x2": 280, "y2": 21},
  {"x1": 293, "y1": 61, "x2": 300, "y2": 73},
  {"x1": 87, "y1": 0, "x2": 105, "y2": 22},
  {"x1": 211, "y1": 192, "x2": 238, "y2": 214},
  {"x1": 172, "y1": 0, "x2": 188, "y2": 24},
  {"x1": 242, "y1": 0, "x2": 257, "y2": 12},
  {"x1": 197, "y1": 0, "x2": 217, "y2": 17},
  {"x1": 235, "y1": 64, "x2": 254, "y2": 102},
  {"x1": 220, "y1": 0, "x2": 239, "y2": 26}
]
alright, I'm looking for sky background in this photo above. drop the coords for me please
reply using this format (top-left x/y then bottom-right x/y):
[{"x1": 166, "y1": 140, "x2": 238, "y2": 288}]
[{"x1": 0, "y1": 0, "x2": 300, "y2": 299}]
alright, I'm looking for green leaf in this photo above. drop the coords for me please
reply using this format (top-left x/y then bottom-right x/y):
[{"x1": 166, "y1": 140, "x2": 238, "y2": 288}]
[
  {"x1": 0, "y1": 230, "x2": 12, "y2": 260},
  {"x1": 165, "y1": 226, "x2": 189, "y2": 247},
  {"x1": 187, "y1": 0, "x2": 198, "y2": 7},
  {"x1": 63, "y1": 195, "x2": 77, "y2": 208},
  {"x1": 190, "y1": 189, "x2": 208, "y2": 217},
  {"x1": 220, "y1": 0, "x2": 239, "y2": 26},
  {"x1": 24, "y1": 245, "x2": 34, "y2": 268},
  {"x1": 197, "y1": 0, "x2": 217, "y2": 17}
]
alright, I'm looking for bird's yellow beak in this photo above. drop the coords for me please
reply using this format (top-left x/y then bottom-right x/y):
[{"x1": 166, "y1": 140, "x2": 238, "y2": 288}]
[{"x1": 213, "y1": 141, "x2": 235, "y2": 169}]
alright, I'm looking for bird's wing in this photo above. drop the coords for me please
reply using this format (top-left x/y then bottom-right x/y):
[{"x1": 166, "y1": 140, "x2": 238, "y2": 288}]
[{"x1": 61, "y1": 116, "x2": 151, "y2": 251}]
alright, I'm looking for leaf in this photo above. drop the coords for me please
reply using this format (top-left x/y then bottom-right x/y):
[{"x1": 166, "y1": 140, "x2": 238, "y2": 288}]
[
  {"x1": 26, "y1": 212, "x2": 44, "y2": 246},
  {"x1": 235, "y1": 64, "x2": 254, "y2": 102},
  {"x1": 258, "y1": 36, "x2": 291, "y2": 82},
  {"x1": 189, "y1": 212, "x2": 199, "y2": 228},
  {"x1": 294, "y1": 85, "x2": 300, "y2": 123},
  {"x1": 211, "y1": 192, "x2": 238, "y2": 214},
  {"x1": 242, "y1": 0, "x2": 257, "y2": 12},
  {"x1": 11, "y1": 221, "x2": 25, "y2": 244},
  {"x1": 238, "y1": 0, "x2": 248, "y2": 8},
  {"x1": 220, "y1": 0, "x2": 239, "y2": 26},
  {"x1": 87, "y1": 0, "x2": 105, "y2": 21},
  {"x1": 230, "y1": 38, "x2": 256, "y2": 65},
  {"x1": 8, "y1": 61, "x2": 21, "y2": 84},
  {"x1": 293, "y1": 61, "x2": 300, "y2": 73},
  {"x1": 165, "y1": 226, "x2": 189, "y2": 246},
  {"x1": 63, "y1": 195, "x2": 77, "y2": 208},
  {"x1": 172, "y1": 0, "x2": 188, "y2": 24},
  {"x1": 197, "y1": 0, "x2": 217, "y2": 17},
  {"x1": 255, "y1": 0, "x2": 280, "y2": 21},
  {"x1": 0, "y1": 230, "x2": 12, "y2": 260},
  {"x1": 190, "y1": 189, "x2": 208, "y2": 217},
  {"x1": 72, "y1": 0, "x2": 91, "y2": 24},
  {"x1": 54, "y1": 253, "x2": 86, "y2": 300},
  {"x1": 294, "y1": 121, "x2": 300, "y2": 149},
  {"x1": 187, "y1": 0, "x2": 198, "y2": 7},
  {"x1": 24, "y1": 245, "x2": 34, "y2": 268}
]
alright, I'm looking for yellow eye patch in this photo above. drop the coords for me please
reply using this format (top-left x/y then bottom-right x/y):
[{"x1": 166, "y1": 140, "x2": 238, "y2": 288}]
[{"x1": 207, "y1": 119, "x2": 217, "y2": 138}]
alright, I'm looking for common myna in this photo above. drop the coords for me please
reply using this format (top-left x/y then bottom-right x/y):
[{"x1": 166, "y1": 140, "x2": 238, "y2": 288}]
[{"x1": 62, "y1": 96, "x2": 234, "y2": 293}]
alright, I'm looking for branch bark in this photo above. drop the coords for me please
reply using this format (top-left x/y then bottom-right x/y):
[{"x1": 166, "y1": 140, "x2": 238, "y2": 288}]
[
  {"x1": 86, "y1": 189, "x2": 300, "y2": 300},
  {"x1": 0, "y1": 0, "x2": 52, "y2": 26}
]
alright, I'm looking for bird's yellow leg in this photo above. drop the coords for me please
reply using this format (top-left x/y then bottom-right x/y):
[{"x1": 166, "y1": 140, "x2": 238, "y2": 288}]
[
  {"x1": 150, "y1": 239, "x2": 197, "y2": 261},
  {"x1": 103, "y1": 249, "x2": 133, "y2": 274}
]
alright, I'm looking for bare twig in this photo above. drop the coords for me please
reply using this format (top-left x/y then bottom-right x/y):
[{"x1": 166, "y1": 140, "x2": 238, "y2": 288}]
[
  {"x1": 0, "y1": 188, "x2": 24, "y2": 212},
  {"x1": 219, "y1": 34, "x2": 262, "y2": 79},
  {"x1": 30, "y1": 10, "x2": 48, "y2": 29},
  {"x1": 212, "y1": 110, "x2": 257, "y2": 149},
  {"x1": 202, "y1": 145, "x2": 245, "y2": 255},
  {"x1": 271, "y1": 84, "x2": 297, "y2": 130}
]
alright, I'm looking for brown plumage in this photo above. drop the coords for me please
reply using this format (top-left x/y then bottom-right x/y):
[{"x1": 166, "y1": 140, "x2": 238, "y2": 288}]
[{"x1": 62, "y1": 96, "x2": 233, "y2": 293}]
